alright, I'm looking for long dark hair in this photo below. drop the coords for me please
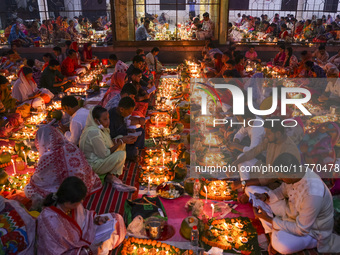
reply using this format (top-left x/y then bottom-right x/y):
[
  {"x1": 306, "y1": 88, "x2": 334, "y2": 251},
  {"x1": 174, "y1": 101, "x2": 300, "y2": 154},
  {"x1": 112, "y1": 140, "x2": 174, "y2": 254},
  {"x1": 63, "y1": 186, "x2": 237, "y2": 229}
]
[
  {"x1": 284, "y1": 47, "x2": 293, "y2": 67},
  {"x1": 43, "y1": 176, "x2": 87, "y2": 207}
]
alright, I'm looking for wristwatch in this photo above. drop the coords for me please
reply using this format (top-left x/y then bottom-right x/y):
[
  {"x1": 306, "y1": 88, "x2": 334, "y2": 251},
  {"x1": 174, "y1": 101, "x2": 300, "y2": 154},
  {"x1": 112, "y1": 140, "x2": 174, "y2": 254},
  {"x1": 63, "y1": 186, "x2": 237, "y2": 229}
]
[{"x1": 241, "y1": 180, "x2": 247, "y2": 189}]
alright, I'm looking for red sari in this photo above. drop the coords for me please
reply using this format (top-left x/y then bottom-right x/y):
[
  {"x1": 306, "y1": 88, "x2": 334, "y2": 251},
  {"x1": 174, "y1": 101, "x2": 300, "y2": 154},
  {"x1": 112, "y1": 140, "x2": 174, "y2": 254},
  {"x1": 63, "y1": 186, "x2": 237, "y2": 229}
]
[
  {"x1": 25, "y1": 126, "x2": 102, "y2": 201},
  {"x1": 100, "y1": 72, "x2": 126, "y2": 107},
  {"x1": 37, "y1": 204, "x2": 126, "y2": 255}
]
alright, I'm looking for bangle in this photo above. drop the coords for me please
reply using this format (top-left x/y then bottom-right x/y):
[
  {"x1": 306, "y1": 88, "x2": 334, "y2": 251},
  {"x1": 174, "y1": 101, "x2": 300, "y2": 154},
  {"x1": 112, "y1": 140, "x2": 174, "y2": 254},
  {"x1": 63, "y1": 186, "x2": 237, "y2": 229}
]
[
  {"x1": 119, "y1": 139, "x2": 124, "y2": 145},
  {"x1": 82, "y1": 247, "x2": 93, "y2": 255}
]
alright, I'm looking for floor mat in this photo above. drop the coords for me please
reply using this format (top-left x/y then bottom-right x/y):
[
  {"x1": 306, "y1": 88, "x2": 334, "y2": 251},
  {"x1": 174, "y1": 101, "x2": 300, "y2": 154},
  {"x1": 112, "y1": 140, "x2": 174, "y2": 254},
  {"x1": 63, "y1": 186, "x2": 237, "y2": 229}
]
[{"x1": 83, "y1": 160, "x2": 140, "y2": 215}]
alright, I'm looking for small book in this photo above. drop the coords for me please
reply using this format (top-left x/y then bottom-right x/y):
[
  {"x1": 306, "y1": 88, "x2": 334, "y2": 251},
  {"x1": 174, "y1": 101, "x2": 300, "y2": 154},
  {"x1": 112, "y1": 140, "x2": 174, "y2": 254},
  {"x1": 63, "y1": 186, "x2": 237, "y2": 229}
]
[
  {"x1": 128, "y1": 131, "x2": 142, "y2": 137},
  {"x1": 93, "y1": 213, "x2": 116, "y2": 244},
  {"x1": 147, "y1": 86, "x2": 157, "y2": 94}
]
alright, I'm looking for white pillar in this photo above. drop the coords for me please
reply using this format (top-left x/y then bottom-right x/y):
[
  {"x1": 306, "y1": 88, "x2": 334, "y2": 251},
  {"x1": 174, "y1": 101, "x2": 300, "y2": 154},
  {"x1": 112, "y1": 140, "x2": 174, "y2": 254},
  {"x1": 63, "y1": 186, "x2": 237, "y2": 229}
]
[
  {"x1": 38, "y1": 0, "x2": 49, "y2": 20},
  {"x1": 296, "y1": 0, "x2": 305, "y2": 20}
]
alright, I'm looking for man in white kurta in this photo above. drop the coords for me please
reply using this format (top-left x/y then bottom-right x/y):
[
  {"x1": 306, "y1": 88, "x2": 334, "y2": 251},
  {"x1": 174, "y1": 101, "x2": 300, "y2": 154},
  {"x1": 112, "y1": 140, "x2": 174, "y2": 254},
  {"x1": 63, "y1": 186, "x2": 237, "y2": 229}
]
[{"x1": 254, "y1": 153, "x2": 340, "y2": 254}]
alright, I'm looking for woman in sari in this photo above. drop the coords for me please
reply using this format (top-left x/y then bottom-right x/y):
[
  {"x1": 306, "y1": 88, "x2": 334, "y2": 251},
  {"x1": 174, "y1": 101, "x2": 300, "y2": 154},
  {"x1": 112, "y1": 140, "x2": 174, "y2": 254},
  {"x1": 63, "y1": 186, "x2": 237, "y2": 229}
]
[
  {"x1": 0, "y1": 75, "x2": 17, "y2": 111},
  {"x1": 100, "y1": 72, "x2": 126, "y2": 107},
  {"x1": 37, "y1": 176, "x2": 126, "y2": 255},
  {"x1": 273, "y1": 44, "x2": 286, "y2": 67},
  {"x1": 8, "y1": 24, "x2": 32, "y2": 46},
  {"x1": 25, "y1": 125, "x2": 102, "y2": 208},
  {"x1": 12, "y1": 67, "x2": 53, "y2": 108},
  {"x1": 0, "y1": 196, "x2": 36, "y2": 255},
  {"x1": 82, "y1": 43, "x2": 99, "y2": 67},
  {"x1": 283, "y1": 47, "x2": 298, "y2": 74}
]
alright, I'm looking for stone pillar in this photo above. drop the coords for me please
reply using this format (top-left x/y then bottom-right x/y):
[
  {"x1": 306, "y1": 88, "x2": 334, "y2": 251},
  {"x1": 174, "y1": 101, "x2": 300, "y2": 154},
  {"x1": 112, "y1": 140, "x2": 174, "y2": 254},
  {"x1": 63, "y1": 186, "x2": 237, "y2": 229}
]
[
  {"x1": 219, "y1": 0, "x2": 228, "y2": 44},
  {"x1": 115, "y1": 0, "x2": 135, "y2": 41}
]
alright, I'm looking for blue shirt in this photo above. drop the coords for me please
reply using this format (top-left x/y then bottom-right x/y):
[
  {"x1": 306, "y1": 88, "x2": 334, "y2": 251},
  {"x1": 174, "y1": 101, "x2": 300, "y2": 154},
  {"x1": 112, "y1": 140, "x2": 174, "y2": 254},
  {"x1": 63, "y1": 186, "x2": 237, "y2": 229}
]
[{"x1": 135, "y1": 24, "x2": 151, "y2": 41}]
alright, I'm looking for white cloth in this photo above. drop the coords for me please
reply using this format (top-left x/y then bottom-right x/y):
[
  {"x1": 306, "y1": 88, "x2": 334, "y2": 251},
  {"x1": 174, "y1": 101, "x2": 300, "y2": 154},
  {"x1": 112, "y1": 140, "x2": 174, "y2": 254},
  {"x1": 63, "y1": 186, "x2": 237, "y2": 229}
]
[
  {"x1": 65, "y1": 107, "x2": 89, "y2": 145},
  {"x1": 271, "y1": 229, "x2": 317, "y2": 254},
  {"x1": 267, "y1": 170, "x2": 340, "y2": 253},
  {"x1": 12, "y1": 71, "x2": 38, "y2": 102},
  {"x1": 234, "y1": 116, "x2": 266, "y2": 153},
  {"x1": 76, "y1": 67, "x2": 86, "y2": 75},
  {"x1": 325, "y1": 79, "x2": 340, "y2": 100},
  {"x1": 145, "y1": 52, "x2": 156, "y2": 71}
]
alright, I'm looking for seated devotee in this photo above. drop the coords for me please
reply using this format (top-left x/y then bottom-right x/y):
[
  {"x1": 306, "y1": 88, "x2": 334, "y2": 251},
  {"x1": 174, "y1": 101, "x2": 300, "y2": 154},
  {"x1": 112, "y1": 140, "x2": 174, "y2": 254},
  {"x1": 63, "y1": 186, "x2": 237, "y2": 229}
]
[
  {"x1": 82, "y1": 43, "x2": 99, "y2": 67},
  {"x1": 61, "y1": 49, "x2": 86, "y2": 77},
  {"x1": 136, "y1": 48, "x2": 145, "y2": 56},
  {"x1": 304, "y1": 60, "x2": 326, "y2": 78},
  {"x1": 312, "y1": 45, "x2": 329, "y2": 67},
  {"x1": 79, "y1": 106, "x2": 137, "y2": 192},
  {"x1": 12, "y1": 67, "x2": 52, "y2": 107},
  {"x1": 283, "y1": 46, "x2": 298, "y2": 74},
  {"x1": 8, "y1": 23, "x2": 33, "y2": 47},
  {"x1": 136, "y1": 19, "x2": 153, "y2": 41},
  {"x1": 0, "y1": 196, "x2": 36, "y2": 254},
  {"x1": 215, "y1": 51, "x2": 232, "y2": 77},
  {"x1": 206, "y1": 43, "x2": 223, "y2": 61},
  {"x1": 108, "y1": 54, "x2": 129, "y2": 74},
  {"x1": 0, "y1": 76, "x2": 17, "y2": 112},
  {"x1": 273, "y1": 44, "x2": 286, "y2": 66},
  {"x1": 101, "y1": 72, "x2": 127, "y2": 107},
  {"x1": 328, "y1": 49, "x2": 340, "y2": 69},
  {"x1": 128, "y1": 68, "x2": 150, "y2": 102},
  {"x1": 201, "y1": 12, "x2": 215, "y2": 40},
  {"x1": 25, "y1": 125, "x2": 102, "y2": 208},
  {"x1": 231, "y1": 118, "x2": 300, "y2": 203},
  {"x1": 245, "y1": 46, "x2": 260, "y2": 62},
  {"x1": 65, "y1": 40, "x2": 72, "y2": 57},
  {"x1": 37, "y1": 176, "x2": 126, "y2": 255},
  {"x1": 254, "y1": 153, "x2": 340, "y2": 254},
  {"x1": 318, "y1": 67, "x2": 340, "y2": 104},
  {"x1": 10, "y1": 43, "x2": 22, "y2": 62},
  {"x1": 53, "y1": 46, "x2": 65, "y2": 65},
  {"x1": 40, "y1": 59, "x2": 72, "y2": 94},
  {"x1": 278, "y1": 24, "x2": 289, "y2": 39},
  {"x1": 41, "y1": 53, "x2": 55, "y2": 72},
  {"x1": 109, "y1": 97, "x2": 145, "y2": 162},
  {"x1": 105, "y1": 83, "x2": 137, "y2": 110},
  {"x1": 294, "y1": 20, "x2": 304, "y2": 37},
  {"x1": 126, "y1": 55, "x2": 150, "y2": 87},
  {"x1": 70, "y1": 41, "x2": 90, "y2": 70},
  {"x1": 60, "y1": 95, "x2": 89, "y2": 145},
  {"x1": 146, "y1": 47, "x2": 162, "y2": 72},
  {"x1": 66, "y1": 20, "x2": 79, "y2": 40}
]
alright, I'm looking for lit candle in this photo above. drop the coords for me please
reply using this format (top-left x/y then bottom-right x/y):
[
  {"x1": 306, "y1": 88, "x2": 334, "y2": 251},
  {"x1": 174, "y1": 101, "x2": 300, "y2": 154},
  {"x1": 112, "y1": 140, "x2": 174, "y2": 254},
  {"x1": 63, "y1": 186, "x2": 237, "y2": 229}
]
[
  {"x1": 211, "y1": 204, "x2": 214, "y2": 218},
  {"x1": 23, "y1": 151, "x2": 27, "y2": 164},
  {"x1": 11, "y1": 159, "x2": 16, "y2": 175},
  {"x1": 147, "y1": 176, "x2": 151, "y2": 195},
  {"x1": 204, "y1": 186, "x2": 208, "y2": 203}
]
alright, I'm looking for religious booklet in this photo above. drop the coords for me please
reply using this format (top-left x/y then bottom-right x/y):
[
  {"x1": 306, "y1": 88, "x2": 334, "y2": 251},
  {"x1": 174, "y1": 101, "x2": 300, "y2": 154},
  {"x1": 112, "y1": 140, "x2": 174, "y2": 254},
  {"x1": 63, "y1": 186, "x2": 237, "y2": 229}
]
[
  {"x1": 93, "y1": 213, "x2": 116, "y2": 244},
  {"x1": 248, "y1": 192, "x2": 274, "y2": 218},
  {"x1": 147, "y1": 86, "x2": 157, "y2": 94}
]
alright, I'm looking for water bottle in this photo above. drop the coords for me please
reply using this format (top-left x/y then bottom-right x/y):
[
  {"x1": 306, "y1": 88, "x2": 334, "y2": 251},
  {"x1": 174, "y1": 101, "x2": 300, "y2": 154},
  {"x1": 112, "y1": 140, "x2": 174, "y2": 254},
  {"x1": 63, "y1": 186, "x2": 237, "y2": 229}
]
[
  {"x1": 191, "y1": 225, "x2": 199, "y2": 247},
  {"x1": 193, "y1": 179, "x2": 200, "y2": 199}
]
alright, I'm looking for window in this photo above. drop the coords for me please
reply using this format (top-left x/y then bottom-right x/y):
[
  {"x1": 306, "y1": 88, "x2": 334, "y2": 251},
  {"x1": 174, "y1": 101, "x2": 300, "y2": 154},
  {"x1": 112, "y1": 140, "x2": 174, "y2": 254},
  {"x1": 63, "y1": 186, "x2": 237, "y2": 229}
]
[
  {"x1": 160, "y1": 0, "x2": 186, "y2": 10},
  {"x1": 229, "y1": 0, "x2": 249, "y2": 10},
  {"x1": 122, "y1": 0, "x2": 220, "y2": 41},
  {"x1": 281, "y1": 0, "x2": 298, "y2": 11},
  {"x1": 0, "y1": 0, "x2": 112, "y2": 46},
  {"x1": 324, "y1": 0, "x2": 339, "y2": 12}
]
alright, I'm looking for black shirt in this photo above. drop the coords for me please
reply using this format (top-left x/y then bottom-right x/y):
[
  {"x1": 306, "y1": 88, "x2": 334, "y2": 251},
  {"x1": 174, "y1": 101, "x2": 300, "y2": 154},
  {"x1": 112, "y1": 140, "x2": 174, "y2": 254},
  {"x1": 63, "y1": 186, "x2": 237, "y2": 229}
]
[
  {"x1": 126, "y1": 64, "x2": 149, "y2": 87},
  {"x1": 39, "y1": 67, "x2": 64, "y2": 94},
  {"x1": 109, "y1": 107, "x2": 128, "y2": 139}
]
